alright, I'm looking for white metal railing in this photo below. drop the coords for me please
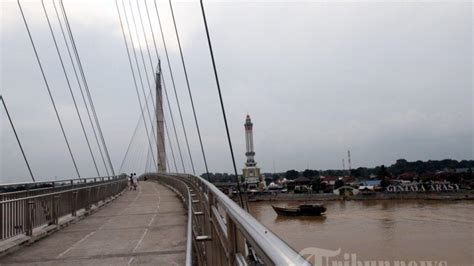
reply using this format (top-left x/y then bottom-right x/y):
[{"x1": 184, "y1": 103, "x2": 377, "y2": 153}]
[
  {"x1": 0, "y1": 175, "x2": 126, "y2": 201},
  {"x1": 0, "y1": 177, "x2": 128, "y2": 241},
  {"x1": 145, "y1": 173, "x2": 310, "y2": 266}
]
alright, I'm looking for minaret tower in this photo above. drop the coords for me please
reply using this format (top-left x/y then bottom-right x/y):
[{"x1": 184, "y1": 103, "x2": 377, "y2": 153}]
[
  {"x1": 242, "y1": 114, "x2": 260, "y2": 190},
  {"x1": 245, "y1": 115, "x2": 256, "y2": 167}
]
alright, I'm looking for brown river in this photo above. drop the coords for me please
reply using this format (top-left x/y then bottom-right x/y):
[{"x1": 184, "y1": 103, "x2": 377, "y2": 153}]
[{"x1": 250, "y1": 200, "x2": 473, "y2": 266}]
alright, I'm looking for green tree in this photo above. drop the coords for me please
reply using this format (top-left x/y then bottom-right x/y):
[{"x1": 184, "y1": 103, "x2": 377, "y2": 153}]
[
  {"x1": 377, "y1": 165, "x2": 391, "y2": 180},
  {"x1": 302, "y1": 169, "x2": 319, "y2": 178},
  {"x1": 311, "y1": 177, "x2": 321, "y2": 192},
  {"x1": 351, "y1": 167, "x2": 368, "y2": 178},
  {"x1": 285, "y1": 170, "x2": 299, "y2": 180}
]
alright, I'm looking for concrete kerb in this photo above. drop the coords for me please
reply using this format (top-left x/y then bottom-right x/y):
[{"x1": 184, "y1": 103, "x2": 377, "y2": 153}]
[{"x1": 0, "y1": 188, "x2": 127, "y2": 258}]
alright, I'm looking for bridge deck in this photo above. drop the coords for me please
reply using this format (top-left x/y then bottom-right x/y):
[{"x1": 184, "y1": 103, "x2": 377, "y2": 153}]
[{"x1": 0, "y1": 181, "x2": 187, "y2": 265}]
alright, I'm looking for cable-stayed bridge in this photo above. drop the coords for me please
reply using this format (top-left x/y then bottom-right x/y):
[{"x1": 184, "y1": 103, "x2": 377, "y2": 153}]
[{"x1": 0, "y1": 0, "x2": 309, "y2": 265}]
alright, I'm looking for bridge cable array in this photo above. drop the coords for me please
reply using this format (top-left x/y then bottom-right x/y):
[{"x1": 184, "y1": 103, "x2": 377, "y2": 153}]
[
  {"x1": 119, "y1": 110, "x2": 144, "y2": 173},
  {"x1": 142, "y1": 0, "x2": 181, "y2": 175},
  {"x1": 117, "y1": 0, "x2": 184, "y2": 174},
  {"x1": 17, "y1": 0, "x2": 82, "y2": 179},
  {"x1": 14, "y1": 0, "x2": 249, "y2": 204},
  {"x1": 137, "y1": 0, "x2": 195, "y2": 175},
  {"x1": 51, "y1": 0, "x2": 111, "y2": 177},
  {"x1": 155, "y1": 0, "x2": 196, "y2": 176},
  {"x1": 119, "y1": 0, "x2": 247, "y2": 207},
  {"x1": 15, "y1": 0, "x2": 119, "y2": 179},
  {"x1": 59, "y1": 0, "x2": 116, "y2": 177},
  {"x1": 118, "y1": 89, "x2": 179, "y2": 174},
  {"x1": 167, "y1": 0, "x2": 211, "y2": 180},
  {"x1": 122, "y1": 109, "x2": 155, "y2": 173},
  {"x1": 41, "y1": 0, "x2": 101, "y2": 177},
  {"x1": 116, "y1": 0, "x2": 158, "y2": 173},
  {"x1": 116, "y1": 0, "x2": 186, "y2": 174},
  {"x1": 149, "y1": 1, "x2": 188, "y2": 173},
  {"x1": 132, "y1": 0, "x2": 184, "y2": 174}
]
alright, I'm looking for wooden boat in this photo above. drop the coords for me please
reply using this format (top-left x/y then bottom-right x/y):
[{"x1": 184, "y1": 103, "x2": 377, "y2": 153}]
[{"x1": 272, "y1": 204, "x2": 326, "y2": 216}]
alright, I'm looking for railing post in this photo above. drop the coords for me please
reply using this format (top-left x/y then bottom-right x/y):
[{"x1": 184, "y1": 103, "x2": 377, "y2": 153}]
[
  {"x1": 52, "y1": 195, "x2": 59, "y2": 225},
  {"x1": 25, "y1": 200, "x2": 34, "y2": 236},
  {"x1": 0, "y1": 200, "x2": 4, "y2": 240},
  {"x1": 226, "y1": 214, "x2": 236, "y2": 265},
  {"x1": 207, "y1": 192, "x2": 214, "y2": 264},
  {"x1": 86, "y1": 188, "x2": 92, "y2": 210},
  {"x1": 71, "y1": 191, "x2": 78, "y2": 216},
  {"x1": 104, "y1": 182, "x2": 108, "y2": 199}
]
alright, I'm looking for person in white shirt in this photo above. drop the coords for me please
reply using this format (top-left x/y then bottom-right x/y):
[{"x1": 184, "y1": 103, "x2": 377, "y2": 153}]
[{"x1": 132, "y1": 173, "x2": 138, "y2": 190}]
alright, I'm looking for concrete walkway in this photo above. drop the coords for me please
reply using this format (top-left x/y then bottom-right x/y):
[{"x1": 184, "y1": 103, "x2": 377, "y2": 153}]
[{"x1": 0, "y1": 182, "x2": 187, "y2": 265}]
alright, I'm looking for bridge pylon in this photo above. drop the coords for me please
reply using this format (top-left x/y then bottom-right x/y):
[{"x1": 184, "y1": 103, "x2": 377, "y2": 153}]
[{"x1": 156, "y1": 60, "x2": 166, "y2": 172}]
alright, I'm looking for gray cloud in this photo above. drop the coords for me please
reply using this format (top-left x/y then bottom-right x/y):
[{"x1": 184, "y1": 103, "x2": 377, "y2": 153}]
[{"x1": 1, "y1": 0, "x2": 472, "y2": 183}]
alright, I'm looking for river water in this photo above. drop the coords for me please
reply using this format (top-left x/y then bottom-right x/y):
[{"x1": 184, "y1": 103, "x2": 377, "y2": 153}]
[{"x1": 249, "y1": 200, "x2": 473, "y2": 265}]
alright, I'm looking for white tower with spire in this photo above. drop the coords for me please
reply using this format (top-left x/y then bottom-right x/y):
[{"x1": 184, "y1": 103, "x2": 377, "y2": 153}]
[{"x1": 242, "y1": 114, "x2": 260, "y2": 189}]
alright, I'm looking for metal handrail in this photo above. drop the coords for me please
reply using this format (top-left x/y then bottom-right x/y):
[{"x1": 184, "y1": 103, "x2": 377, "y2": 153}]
[
  {"x1": 185, "y1": 173, "x2": 309, "y2": 265},
  {"x1": 147, "y1": 173, "x2": 310, "y2": 266},
  {"x1": 0, "y1": 178, "x2": 124, "y2": 204},
  {"x1": 0, "y1": 176, "x2": 124, "y2": 202},
  {"x1": 0, "y1": 175, "x2": 119, "y2": 188},
  {"x1": 0, "y1": 177, "x2": 128, "y2": 241}
]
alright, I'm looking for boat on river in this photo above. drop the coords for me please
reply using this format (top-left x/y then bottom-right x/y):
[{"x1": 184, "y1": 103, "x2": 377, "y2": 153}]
[{"x1": 272, "y1": 204, "x2": 326, "y2": 216}]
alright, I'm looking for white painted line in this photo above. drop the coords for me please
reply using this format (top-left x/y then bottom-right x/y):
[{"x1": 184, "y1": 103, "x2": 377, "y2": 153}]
[
  {"x1": 132, "y1": 228, "x2": 148, "y2": 253},
  {"x1": 132, "y1": 183, "x2": 161, "y2": 253},
  {"x1": 147, "y1": 215, "x2": 156, "y2": 227},
  {"x1": 58, "y1": 186, "x2": 143, "y2": 259},
  {"x1": 57, "y1": 231, "x2": 95, "y2": 258},
  {"x1": 128, "y1": 256, "x2": 135, "y2": 265}
]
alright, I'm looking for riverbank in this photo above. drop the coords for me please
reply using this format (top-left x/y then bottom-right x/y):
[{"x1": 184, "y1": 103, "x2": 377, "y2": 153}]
[{"x1": 246, "y1": 191, "x2": 474, "y2": 201}]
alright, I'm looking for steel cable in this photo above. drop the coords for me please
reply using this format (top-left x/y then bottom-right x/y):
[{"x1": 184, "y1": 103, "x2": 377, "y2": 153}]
[
  {"x1": 115, "y1": 0, "x2": 158, "y2": 172},
  {"x1": 167, "y1": 0, "x2": 211, "y2": 180},
  {"x1": 17, "y1": 0, "x2": 81, "y2": 179},
  {"x1": 1, "y1": 95, "x2": 36, "y2": 182},
  {"x1": 199, "y1": 0, "x2": 246, "y2": 209},
  {"x1": 59, "y1": 0, "x2": 116, "y2": 176},
  {"x1": 51, "y1": 0, "x2": 110, "y2": 177},
  {"x1": 41, "y1": 0, "x2": 101, "y2": 177}
]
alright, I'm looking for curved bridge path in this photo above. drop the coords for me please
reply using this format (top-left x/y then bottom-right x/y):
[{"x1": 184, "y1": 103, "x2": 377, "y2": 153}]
[{"x1": 0, "y1": 181, "x2": 187, "y2": 265}]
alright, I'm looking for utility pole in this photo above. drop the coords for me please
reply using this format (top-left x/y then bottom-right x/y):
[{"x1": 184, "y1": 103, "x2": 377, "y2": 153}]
[
  {"x1": 156, "y1": 61, "x2": 166, "y2": 172},
  {"x1": 342, "y1": 158, "x2": 345, "y2": 174},
  {"x1": 348, "y1": 150, "x2": 352, "y2": 176}
]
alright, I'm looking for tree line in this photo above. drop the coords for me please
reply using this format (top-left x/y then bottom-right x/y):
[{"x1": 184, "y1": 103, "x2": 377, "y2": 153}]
[{"x1": 201, "y1": 159, "x2": 474, "y2": 183}]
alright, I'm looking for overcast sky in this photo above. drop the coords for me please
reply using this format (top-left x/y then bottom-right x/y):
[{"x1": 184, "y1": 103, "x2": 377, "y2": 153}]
[{"x1": 1, "y1": 0, "x2": 472, "y2": 183}]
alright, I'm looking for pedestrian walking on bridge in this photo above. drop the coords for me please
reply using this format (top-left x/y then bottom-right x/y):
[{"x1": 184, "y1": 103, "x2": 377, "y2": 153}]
[{"x1": 132, "y1": 173, "x2": 138, "y2": 190}]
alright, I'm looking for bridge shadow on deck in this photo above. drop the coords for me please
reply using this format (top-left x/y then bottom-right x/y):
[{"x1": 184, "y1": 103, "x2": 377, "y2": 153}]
[{"x1": 0, "y1": 181, "x2": 187, "y2": 265}]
